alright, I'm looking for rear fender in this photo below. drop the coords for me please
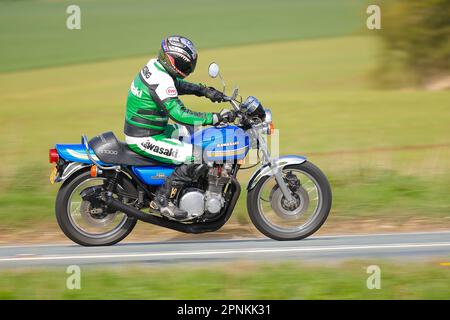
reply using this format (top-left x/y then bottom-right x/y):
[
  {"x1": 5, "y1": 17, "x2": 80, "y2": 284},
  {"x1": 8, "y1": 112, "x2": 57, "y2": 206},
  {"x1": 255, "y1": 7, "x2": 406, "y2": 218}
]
[
  {"x1": 55, "y1": 162, "x2": 90, "y2": 183},
  {"x1": 54, "y1": 142, "x2": 107, "y2": 183}
]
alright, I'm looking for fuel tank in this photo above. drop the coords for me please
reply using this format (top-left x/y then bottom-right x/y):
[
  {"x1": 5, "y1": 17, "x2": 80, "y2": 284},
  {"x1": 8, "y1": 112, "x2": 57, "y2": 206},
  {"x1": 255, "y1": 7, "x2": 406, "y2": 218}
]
[{"x1": 191, "y1": 125, "x2": 250, "y2": 162}]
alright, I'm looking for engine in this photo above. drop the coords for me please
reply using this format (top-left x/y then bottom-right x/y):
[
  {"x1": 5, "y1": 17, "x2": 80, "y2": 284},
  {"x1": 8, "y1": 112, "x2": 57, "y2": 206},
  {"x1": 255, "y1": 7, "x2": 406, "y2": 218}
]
[
  {"x1": 178, "y1": 164, "x2": 231, "y2": 220},
  {"x1": 205, "y1": 165, "x2": 230, "y2": 214}
]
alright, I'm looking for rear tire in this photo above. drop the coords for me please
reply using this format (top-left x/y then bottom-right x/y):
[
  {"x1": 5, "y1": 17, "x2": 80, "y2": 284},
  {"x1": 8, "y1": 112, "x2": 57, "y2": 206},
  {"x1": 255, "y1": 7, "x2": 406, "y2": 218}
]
[
  {"x1": 55, "y1": 169, "x2": 137, "y2": 246},
  {"x1": 247, "y1": 161, "x2": 332, "y2": 241}
]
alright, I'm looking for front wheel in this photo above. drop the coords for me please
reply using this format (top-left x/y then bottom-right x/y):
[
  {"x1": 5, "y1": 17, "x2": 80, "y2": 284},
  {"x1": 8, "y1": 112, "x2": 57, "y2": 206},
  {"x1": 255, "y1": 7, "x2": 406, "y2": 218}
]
[
  {"x1": 247, "y1": 161, "x2": 332, "y2": 241},
  {"x1": 55, "y1": 169, "x2": 137, "y2": 246}
]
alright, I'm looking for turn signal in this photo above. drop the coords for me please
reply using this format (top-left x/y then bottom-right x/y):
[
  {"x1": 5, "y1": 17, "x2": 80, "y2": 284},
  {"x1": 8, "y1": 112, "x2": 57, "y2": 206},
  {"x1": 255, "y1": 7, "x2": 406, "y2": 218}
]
[
  {"x1": 269, "y1": 122, "x2": 275, "y2": 135},
  {"x1": 90, "y1": 165, "x2": 98, "y2": 177}
]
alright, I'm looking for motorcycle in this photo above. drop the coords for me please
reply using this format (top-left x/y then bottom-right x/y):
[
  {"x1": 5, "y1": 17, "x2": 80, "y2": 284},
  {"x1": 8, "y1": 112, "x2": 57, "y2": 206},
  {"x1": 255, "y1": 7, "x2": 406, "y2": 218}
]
[{"x1": 49, "y1": 63, "x2": 332, "y2": 246}]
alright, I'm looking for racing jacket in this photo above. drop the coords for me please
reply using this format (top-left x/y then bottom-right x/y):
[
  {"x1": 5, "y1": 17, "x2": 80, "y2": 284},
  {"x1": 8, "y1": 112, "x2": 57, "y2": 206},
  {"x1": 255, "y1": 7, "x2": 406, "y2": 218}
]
[{"x1": 124, "y1": 58, "x2": 214, "y2": 137}]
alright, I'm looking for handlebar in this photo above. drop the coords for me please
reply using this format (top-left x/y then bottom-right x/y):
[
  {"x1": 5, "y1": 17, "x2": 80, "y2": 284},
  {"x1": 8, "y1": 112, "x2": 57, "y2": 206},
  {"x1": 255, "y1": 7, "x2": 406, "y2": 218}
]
[
  {"x1": 216, "y1": 95, "x2": 255, "y2": 128},
  {"x1": 222, "y1": 95, "x2": 240, "y2": 112},
  {"x1": 222, "y1": 95, "x2": 232, "y2": 102}
]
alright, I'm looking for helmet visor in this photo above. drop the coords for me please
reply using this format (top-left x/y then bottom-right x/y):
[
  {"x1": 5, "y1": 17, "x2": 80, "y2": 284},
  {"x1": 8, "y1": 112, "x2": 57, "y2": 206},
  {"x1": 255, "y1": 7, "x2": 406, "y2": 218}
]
[{"x1": 175, "y1": 57, "x2": 196, "y2": 76}]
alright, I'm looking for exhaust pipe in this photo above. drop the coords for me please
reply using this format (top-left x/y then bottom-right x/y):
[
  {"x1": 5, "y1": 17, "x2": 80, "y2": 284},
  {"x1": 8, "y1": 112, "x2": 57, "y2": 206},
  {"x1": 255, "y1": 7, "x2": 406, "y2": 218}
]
[
  {"x1": 104, "y1": 196, "x2": 203, "y2": 233},
  {"x1": 105, "y1": 176, "x2": 241, "y2": 234}
]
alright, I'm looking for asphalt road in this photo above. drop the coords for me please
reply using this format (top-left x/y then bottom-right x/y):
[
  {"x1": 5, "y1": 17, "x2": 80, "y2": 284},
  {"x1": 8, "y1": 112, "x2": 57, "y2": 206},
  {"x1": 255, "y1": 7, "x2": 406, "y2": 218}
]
[{"x1": 0, "y1": 231, "x2": 449, "y2": 268}]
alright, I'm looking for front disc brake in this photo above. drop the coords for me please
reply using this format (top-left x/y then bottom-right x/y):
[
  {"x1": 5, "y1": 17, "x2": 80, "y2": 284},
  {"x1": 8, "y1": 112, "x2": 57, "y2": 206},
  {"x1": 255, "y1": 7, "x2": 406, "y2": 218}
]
[{"x1": 269, "y1": 185, "x2": 310, "y2": 220}]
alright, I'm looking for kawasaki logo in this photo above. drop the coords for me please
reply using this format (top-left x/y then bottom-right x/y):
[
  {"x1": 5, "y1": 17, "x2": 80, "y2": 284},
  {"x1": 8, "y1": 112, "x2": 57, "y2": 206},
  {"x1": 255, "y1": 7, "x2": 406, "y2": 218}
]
[
  {"x1": 151, "y1": 173, "x2": 167, "y2": 179},
  {"x1": 216, "y1": 141, "x2": 239, "y2": 147},
  {"x1": 130, "y1": 81, "x2": 142, "y2": 98},
  {"x1": 141, "y1": 141, "x2": 178, "y2": 158}
]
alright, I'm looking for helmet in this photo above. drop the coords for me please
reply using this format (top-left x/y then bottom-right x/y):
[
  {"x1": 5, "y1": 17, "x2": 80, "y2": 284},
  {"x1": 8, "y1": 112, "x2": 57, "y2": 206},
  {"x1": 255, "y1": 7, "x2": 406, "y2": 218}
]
[{"x1": 158, "y1": 35, "x2": 198, "y2": 79}]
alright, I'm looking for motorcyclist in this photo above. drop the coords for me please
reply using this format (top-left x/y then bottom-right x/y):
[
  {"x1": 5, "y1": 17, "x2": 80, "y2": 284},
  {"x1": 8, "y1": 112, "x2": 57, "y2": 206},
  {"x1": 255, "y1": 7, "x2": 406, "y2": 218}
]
[{"x1": 124, "y1": 35, "x2": 235, "y2": 220}]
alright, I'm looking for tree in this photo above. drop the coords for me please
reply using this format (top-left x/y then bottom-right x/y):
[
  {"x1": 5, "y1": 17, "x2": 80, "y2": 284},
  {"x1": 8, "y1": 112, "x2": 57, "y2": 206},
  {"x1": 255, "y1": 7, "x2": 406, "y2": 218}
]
[{"x1": 375, "y1": 0, "x2": 450, "y2": 88}]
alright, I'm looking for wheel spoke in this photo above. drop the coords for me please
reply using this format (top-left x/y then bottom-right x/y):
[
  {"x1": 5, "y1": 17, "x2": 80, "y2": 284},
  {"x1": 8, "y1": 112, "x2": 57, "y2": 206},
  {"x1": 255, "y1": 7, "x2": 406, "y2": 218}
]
[{"x1": 305, "y1": 186, "x2": 317, "y2": 194}]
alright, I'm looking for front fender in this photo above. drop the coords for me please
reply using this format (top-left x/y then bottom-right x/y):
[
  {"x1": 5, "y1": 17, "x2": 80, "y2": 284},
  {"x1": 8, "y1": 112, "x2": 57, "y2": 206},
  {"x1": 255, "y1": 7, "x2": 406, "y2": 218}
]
[{"x1": 247, "y1": 155, "x2": 307, "y2": 191}]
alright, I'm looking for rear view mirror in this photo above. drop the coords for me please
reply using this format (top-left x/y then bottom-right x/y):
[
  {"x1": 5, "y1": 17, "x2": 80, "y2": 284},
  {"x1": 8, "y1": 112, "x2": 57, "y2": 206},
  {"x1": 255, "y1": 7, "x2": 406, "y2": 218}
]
[
  {"x1": 208, "y1": 62, "x2": 226, "y2": 93},
  {"x1": 208, "y1": 63, "x2": 220, "y2": 78}
]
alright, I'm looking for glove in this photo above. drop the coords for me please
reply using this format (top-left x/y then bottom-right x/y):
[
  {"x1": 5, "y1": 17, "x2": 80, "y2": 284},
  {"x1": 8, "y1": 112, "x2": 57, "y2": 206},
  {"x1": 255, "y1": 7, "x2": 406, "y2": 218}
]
[
  {"x1": 212, "y1": 108, "x2": 236, "y2": 125},
  {"x1": 204, "y1": 86, "x2": 225, "y2": 103}
]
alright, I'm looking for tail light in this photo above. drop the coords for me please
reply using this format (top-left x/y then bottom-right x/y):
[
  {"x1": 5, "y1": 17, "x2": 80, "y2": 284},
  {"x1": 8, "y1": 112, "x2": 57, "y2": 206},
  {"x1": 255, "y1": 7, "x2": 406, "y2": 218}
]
[{"x1": 49, "y1": 148, "x2": 59, "y2": 163}]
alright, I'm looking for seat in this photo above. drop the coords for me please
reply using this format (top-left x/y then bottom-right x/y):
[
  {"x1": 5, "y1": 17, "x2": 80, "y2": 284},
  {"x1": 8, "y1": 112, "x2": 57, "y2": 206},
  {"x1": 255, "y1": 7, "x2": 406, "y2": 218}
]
[{"x1": 89, "y1": 131, "x2": 159, "y2": 166}]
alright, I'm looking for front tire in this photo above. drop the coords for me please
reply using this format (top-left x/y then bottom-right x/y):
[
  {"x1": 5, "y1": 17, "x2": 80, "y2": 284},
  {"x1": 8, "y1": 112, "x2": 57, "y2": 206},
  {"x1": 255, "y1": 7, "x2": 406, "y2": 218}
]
[
  {"x1": 55, "y1": 169, "x2": 137, "y2": 246},
  {"x1": 247, "y1": 161, "x2": 332, "y2": 241}
]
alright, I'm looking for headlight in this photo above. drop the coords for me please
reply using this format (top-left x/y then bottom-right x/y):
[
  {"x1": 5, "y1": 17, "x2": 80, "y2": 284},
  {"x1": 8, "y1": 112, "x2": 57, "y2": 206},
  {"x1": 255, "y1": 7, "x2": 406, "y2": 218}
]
[
  {"x1": 241, "y1": 96, "x2": 260, "y2": 114},
  {"x1": 241, "y1": 96, "x2": 266, "y2": 120}
]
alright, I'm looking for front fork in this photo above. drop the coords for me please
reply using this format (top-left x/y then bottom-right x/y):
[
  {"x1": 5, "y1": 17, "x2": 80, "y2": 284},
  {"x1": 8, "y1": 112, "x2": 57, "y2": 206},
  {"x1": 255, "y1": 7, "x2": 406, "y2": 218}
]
[{"x1": 253, "y1": 129, "x2": 296, "y2": 203}]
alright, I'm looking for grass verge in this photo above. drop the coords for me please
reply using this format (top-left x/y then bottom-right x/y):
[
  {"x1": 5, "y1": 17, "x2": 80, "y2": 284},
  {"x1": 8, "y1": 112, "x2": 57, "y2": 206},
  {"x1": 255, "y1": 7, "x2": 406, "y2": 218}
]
[{"x1": 0, "y1": 260, "x2": 449, "y2": 299}]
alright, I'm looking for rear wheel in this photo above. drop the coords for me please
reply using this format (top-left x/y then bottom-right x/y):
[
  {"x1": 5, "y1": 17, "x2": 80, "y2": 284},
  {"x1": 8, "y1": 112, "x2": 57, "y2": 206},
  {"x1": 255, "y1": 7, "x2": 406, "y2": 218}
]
[
  {"x1": 55, "y1": 169, "x2": 137, "y2": 246},
  {"x1": 247, "y1": 161, "x2": 332, "y2": 241}
]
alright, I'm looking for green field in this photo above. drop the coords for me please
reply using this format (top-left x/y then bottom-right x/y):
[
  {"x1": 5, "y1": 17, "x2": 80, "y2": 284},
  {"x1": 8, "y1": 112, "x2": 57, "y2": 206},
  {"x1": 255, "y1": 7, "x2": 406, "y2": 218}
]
[
  {"x1": 1, "y1": 261, "x2": 449, "y2": 299},
  {"x1": 0, "y1": 0, "x2": 364, "y2": 72},
  {"x1": 0, "y1": 1, "x2": 449, "y2": 234}
]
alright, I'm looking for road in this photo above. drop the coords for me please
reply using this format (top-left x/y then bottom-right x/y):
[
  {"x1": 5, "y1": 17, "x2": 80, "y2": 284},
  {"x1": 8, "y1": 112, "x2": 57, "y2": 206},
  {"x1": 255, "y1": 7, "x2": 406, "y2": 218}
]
[{"x1": 0, "y1": 231, "x2": 449, "y2": 268}]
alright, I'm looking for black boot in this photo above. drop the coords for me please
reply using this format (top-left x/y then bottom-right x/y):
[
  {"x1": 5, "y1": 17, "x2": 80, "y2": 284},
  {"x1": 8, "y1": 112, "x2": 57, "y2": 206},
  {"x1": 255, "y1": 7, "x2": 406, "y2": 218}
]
[
  {"x1": 151, "y1": 164, "x2": 208, "y2": 220},
  {"x1": 152, "y1": 180, "x2": 188, "y2": 220}
]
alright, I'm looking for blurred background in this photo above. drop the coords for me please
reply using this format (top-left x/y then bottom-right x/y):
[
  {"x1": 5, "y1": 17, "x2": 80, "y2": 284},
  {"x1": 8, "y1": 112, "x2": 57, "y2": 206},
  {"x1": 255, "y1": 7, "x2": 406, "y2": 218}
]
[{"x1": 0, "y1": 0, "x2": 449, "y2": 299}]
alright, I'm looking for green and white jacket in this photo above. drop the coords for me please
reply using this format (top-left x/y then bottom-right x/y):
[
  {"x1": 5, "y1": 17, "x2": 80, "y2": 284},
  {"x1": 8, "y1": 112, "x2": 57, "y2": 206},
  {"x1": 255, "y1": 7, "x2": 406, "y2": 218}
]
[{"x1": 124, "y1": 58, "x2": 214, "y2": 137}]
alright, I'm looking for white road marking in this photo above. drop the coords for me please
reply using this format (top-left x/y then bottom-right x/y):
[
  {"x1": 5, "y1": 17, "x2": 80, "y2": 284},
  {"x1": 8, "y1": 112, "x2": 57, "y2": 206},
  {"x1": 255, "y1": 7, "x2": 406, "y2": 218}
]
[
  {"x1": 0, "y1": 230, "x2": 449, "y2": 249},
  {"x1": 0, "y1": 242, "x2": 449, "y2": 263}
]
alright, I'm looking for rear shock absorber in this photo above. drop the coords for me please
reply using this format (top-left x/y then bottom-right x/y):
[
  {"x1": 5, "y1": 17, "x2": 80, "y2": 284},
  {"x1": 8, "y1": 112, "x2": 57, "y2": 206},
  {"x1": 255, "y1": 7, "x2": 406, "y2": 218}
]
[{"x1": 105, "y1": 169, "x2": 121, "y2": 193}]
